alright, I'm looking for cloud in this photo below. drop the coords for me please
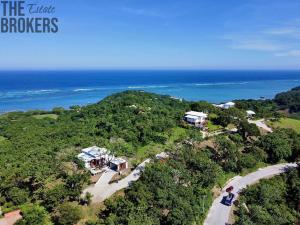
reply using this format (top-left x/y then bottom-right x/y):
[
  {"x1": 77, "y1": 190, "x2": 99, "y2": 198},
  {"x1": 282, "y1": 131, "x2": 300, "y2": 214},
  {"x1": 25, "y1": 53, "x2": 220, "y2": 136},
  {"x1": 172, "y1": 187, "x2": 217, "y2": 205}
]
[
  {"x1": 275, "y1": 50, "x2": 300, "y2": 57},
  {"x1": 264, "y1": 27, "x2": 300, "y2": 38},
  {"x1": 222, "y1": 18, "x2": 300, "y2": 57},
  {"x1": 223, "y1": 35, "x2": 285, "y2": 52},
  {"x1": 231, "y1": 40, "x2": 284, "y2": 51},
  {"x1": 264, "y1": 27, "x2": 296, "y2": 35},
  {"x1": 121, "y1": 6, "x2": 165, "y2": 18}
]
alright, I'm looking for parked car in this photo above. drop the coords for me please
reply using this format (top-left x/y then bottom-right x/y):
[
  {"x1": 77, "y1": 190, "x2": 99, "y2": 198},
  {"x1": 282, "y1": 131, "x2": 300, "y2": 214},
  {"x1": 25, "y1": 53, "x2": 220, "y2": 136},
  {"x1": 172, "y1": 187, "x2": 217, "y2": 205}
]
[{"x1": 223, "y1": 193, "x2": 235, "y2": 206}]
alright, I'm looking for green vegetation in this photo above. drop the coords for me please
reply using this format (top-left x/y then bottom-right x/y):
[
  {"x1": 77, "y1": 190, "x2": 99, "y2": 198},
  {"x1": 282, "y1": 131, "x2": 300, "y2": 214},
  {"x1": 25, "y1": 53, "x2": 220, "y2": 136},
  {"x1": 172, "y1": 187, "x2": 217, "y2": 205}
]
[
  {"x1": 0, "y1": 91, "x2": 191, "y2": 224},
  {"x1": 259, "y1": 129, "x2": 300, "y2": 163},
  {"x1": 135, "y1": 127, "x2": 189, "y2": 161},
  {"x1": 268, "y1": 117, "x2": 300, "y2": 133},
  {"x1": 0, "y1": 88, "x2": 299, "y2": 224},
  {"x1": 101, "y1": 148, "x2": 222, "y2": 225},
  {"x1": 235, "y1": 166, "x2": 300, "y2": 225},
  {"x1": 207, "y1": 121, "x2": 222, "y2": 132},
  {"x1": 0, "y1": 136, "x2": 6, "y2": 142},
  {"x1": 32, "y1": 114, "x2": 59, "y2": 120},
  {"x1": 16, "y1": 204, "x2": 53, "y2": 225},
  {"x1": 53, "y1": 202, "x2": 82, "y2": 225},
  {"x1": 274, "y1": 86, "x2": 300, "y2": 113},
  {"x1": 235, "y1": 99, "x2": 279, "y2": 118},
  {"x1": 99, "y1": 126, "x2": 300, "y2": 224}
]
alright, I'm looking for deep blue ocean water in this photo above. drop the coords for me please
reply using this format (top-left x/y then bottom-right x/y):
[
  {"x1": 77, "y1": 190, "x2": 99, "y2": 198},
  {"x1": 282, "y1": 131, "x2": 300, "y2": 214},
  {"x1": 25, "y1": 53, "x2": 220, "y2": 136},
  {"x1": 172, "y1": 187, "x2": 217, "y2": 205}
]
[{"x1": 0, "y1": 70, "x2": 300, "y2": 113}]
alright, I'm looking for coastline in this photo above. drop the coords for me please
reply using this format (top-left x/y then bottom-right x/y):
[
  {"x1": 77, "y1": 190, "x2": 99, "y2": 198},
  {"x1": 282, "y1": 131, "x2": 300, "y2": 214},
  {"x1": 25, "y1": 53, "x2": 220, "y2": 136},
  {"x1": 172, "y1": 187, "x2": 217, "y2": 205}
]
[{"x1": 0, "y1": 70, "x2": 300, "y2": 113}]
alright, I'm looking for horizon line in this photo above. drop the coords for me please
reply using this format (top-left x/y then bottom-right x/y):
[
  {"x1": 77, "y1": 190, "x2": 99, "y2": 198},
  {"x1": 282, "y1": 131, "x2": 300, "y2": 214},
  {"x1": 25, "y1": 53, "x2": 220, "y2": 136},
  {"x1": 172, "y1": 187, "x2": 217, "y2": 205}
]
[{"x1": 1, "y1": 68, "x2": 300, "y2": 72}]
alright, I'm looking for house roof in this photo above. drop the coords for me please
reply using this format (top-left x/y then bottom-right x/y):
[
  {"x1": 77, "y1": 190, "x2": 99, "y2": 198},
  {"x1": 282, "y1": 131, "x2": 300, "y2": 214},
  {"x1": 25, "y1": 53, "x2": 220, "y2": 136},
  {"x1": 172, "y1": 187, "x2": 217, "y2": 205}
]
[
  {"x1": 81, "y1": 146, "x2": 108, "y2": 158},
  {"x1": 78, "y1": 152, "x2": 94, "y2": 162},
  {"x1": 246, "y1": 110, "x2": 256, "y2": 115},
  {"x1": 225, "y1": 102, "x2": 235, "y2": 106},
  {"x1": 110, "y1": 158, "x2": 127, "y2": 165},
  {"x1": 185, "y1": 111, "x2": 208, "y2": 118},
  {"x1": 213, "y1": 103, "x2": 224, "y2": 108}
]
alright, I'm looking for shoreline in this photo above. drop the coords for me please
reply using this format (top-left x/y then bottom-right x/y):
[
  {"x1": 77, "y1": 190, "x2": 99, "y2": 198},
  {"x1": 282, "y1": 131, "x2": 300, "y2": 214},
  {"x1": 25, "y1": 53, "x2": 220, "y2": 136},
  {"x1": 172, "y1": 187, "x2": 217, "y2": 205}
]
[{"x1": 1, "y1": 72, "x2": 299, "y2": 113}]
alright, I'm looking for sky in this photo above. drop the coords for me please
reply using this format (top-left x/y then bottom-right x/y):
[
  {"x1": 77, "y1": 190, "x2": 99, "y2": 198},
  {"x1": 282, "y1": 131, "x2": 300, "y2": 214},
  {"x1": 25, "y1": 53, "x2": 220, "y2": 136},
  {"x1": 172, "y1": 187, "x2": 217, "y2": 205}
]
[{"x1": 1, "y1": 0, "x2": 300, "y2": 70}]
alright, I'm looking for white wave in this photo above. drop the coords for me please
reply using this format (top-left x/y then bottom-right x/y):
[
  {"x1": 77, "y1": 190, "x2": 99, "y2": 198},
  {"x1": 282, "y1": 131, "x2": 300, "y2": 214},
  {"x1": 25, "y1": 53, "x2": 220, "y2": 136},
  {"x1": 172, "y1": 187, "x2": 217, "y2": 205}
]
[
  {"x1": 128, "y1": 85, "x2": 169, "y2": 89},
  {"x1": 73, "y1": 86, "x2": 125, "y2": 92},
  {"x1": 194, "y1": 82, "x2": 249, "y2": 86},
  {"x1": 73, "y1": 88, "x2": 95, "y2": 92},
  {"x1": 25, "y1": 89, "x2": 60, "y2": 94},
  {"x1": 0, "y1": 89, "x2": 61, "y2": 98}
]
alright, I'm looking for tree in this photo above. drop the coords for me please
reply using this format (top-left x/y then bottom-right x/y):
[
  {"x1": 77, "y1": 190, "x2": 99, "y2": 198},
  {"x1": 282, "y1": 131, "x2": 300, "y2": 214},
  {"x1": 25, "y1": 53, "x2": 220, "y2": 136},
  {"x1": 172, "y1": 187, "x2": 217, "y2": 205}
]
[
  {"x1": 41, "y1": 184, "x2": 67, "y2": 211},
  {"x1": 274, "y1": 86, "x2": 300, "y2": 113},
  {"x1": 16, "y1": 204, "x2": 52, "y2": 225},
  {"x1": 65, "y1": 174, "x2": 89, "y2": 201},
  {"x1": 81, "y1": 192, "x2": 93, "y2": 206},
  {"x1": 214, "y1": 136, "x2": 240, "y2": 172},
  {"x1": 238, "y1": 120, "x2": 260, "y2": 139},
  {"x1": 260, "y1": 131, "x2": 292, "y2": 163},
  {"x1": 54, "y1": 202, "x2": 82, "y2": 225},
  {"x1": 7, "y1": 187, "x2": 29, "y2": 205},
  {"x1": 235, "y1": 171, "x2": 300, "y2": 225}
]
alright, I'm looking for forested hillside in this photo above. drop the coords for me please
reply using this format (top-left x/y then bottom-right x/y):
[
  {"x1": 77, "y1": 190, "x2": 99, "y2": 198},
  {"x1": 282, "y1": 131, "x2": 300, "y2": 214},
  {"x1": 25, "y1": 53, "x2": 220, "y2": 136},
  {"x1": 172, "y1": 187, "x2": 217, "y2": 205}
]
[
  {"x1": 0, "y1": 91, "x2": 190, "y2": 224},
  {"x1": 275, "y1": 86, "x2": 300, "y2": 113},
  {"x1": 235, "y1": 166, "x2": 300, "y2": 225},
  {"x1": 98, "y1": 127, "x2": 300, "y2": 225},
  {"x1": 0, "y1": 89, "x2": 299, "y2": 225}
]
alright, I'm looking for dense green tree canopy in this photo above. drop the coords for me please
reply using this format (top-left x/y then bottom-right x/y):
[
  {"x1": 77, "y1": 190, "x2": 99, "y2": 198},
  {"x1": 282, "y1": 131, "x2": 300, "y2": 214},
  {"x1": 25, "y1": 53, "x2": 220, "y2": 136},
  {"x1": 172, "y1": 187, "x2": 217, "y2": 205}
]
[
  {"x1": 101, "y1": 149, "x2": 222, "y2": 225},
  {"x1": 0, "y1": 89, "x2": 299, "y2": 225},
  {"x1": 235, "y1": 167, "x2": 300, "y2": 225},
  {"x1": 16, "y1": 204, "x2": 52, "y2": 225},
  {"x1": 274, "y1": 86, "x2": 300, "y2": 113}
]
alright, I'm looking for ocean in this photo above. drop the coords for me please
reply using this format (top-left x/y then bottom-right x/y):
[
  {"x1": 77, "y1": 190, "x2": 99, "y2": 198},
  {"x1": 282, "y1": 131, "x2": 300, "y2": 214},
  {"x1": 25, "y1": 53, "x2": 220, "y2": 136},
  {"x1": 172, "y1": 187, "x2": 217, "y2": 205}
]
[{"x1": 0, "y1": 70, "x2": 300, "y2": 113}]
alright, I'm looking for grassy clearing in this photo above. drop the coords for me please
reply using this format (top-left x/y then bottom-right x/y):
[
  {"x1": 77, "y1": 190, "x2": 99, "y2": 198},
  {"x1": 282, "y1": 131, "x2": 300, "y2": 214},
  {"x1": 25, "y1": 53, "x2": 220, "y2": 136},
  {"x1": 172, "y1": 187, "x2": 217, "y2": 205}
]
[
  {"x1": 226, "y1": 124, "x2": 236, "y2": 130},
  {"x1": 0, "y1": 113, "x2": 7, "y2": 118},
  {"x1": 207, "y1": 114, "x2": 223, "y2": 132},
  {"x1": 78, "y1": 204, "x2": 104, "y2": 225},
  {"x1": 268, "y1": 118, "x2": 300, "y2": 133},
  {"x1": 135, "y1": 127, "x2": 188, "y2": 162},
  {"x1": 207, "y1": 121, "x2": 223, "y2": 132},
  {"x1": 32, "y1": 114, "x2": 58, "y2": 120}
]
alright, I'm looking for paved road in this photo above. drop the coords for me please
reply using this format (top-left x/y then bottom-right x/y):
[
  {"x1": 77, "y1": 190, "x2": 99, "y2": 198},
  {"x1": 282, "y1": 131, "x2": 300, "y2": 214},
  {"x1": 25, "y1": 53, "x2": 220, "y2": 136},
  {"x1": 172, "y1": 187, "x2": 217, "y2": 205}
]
[
  {"x1": 83, "y1": 159, "x2": 151, "y2": 203},
  {"x1": 204, "y1": 163, "x2": 298, "y2": 225},
  {"x1": 248, "y1": 119, "x2": 273, "y2": 133}
]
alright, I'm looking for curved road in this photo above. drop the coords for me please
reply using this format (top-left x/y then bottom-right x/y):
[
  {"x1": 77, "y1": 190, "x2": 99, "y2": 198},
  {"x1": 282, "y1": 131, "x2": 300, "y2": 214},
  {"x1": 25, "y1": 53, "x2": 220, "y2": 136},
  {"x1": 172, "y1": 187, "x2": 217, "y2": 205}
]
[
  {"x1": 248, "y1": 119, "x2": 273, "y2": 133},
  {"x1": 204, "y1": 163, "x2": 298, "y2": 225}
]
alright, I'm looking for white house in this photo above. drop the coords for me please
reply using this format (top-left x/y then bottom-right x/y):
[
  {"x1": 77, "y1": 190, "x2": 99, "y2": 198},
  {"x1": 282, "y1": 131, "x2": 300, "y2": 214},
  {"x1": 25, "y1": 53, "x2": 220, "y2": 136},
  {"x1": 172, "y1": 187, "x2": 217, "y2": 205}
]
[
  {"x1": 78, "y1": 146, "x2": 128, "y2": 175},
  {"x1": 78, "y1": 146, "x2": 111, "y2": 175},
  {"x1": 224, "y1": 102, "x2": 235, "y2": 109},
  {"x1": 184, "y1": 111, "x2": 208, "y2": 127},
  {"x1": 246, "y1": 110, "x2": 256, "y2": 118},
  {"x1": 213, "y1": 102, "x2": 235, "y2": 109},
  {"x1": 213, "y1": 103, "x2": 224, "y2": 108},
  {"x1": 109, "y1": 158, "x2": 128, "y2": 172}
]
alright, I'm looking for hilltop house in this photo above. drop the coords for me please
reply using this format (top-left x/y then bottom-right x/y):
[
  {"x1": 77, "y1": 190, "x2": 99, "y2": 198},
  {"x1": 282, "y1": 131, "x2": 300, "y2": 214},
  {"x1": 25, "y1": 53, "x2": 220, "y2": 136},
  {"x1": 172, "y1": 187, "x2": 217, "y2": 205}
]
[
  {"x1": 224, "y1": 102, "x2": 235, "y2": 109},
  {"x1": 184, "y1": 111, "x2": 208, "y2": 128},
  {"x1": 214, "y1": 101, "x2": 236, "y2": 109},
  {"x1": 246, "y1": 110, "x2": 256, "y2": 118},
  {"x1": 77, "y1": 146, "x2": 128, "y2": 175}
]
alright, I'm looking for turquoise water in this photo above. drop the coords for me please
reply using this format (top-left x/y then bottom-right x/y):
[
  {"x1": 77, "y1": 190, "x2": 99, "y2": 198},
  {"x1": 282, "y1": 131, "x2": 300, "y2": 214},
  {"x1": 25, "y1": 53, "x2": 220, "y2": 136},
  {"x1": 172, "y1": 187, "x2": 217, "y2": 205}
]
[{"x1": 0, "y1": 70, "x2": 299, "y2": 112}]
